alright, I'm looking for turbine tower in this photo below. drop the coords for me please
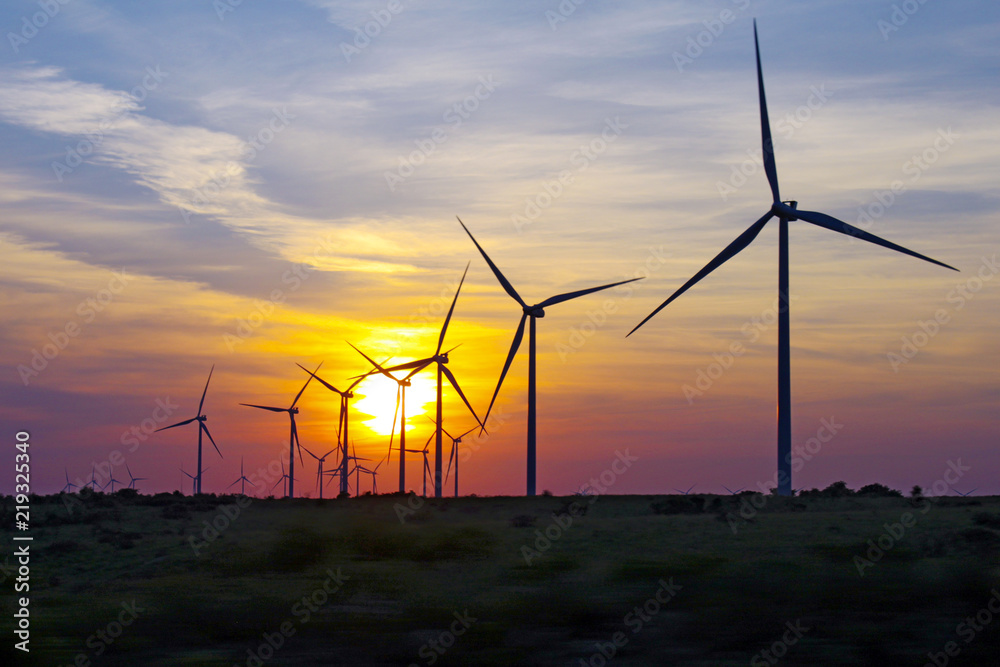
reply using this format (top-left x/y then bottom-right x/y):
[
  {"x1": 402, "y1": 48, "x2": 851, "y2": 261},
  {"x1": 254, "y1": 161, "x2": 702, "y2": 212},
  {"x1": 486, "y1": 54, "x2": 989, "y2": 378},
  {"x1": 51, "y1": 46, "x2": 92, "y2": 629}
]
[
  {"x1": 459, "y1": 217, "x2": 641, "y2": 496},
  {"x1": 629, "y1": 20, "x2": 956, "y2": 496},
  {"x1": 240, "y1": 364, "x2": 318, "y2": 498},
  {"x1": 375, "y1": 264, "x2": 483, "y2": 498},
  {"x1": 155, "y1": 365, "x2": 222, "y2": 494}
]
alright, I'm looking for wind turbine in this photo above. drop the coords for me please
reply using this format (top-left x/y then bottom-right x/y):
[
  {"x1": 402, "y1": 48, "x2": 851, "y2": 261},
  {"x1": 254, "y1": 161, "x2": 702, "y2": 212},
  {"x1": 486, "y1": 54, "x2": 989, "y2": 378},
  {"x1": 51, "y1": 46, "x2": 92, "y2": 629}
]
[
  {"x1": 627, "y1": 20, "x2": 957, "y2": 497},
  {"x1": 62, "y1": 469, "x2": 79, "y2": 493},
  {"x1": 302, "y1": 446, "x2": 337, "y2": 499},
  {"x1": 179, "y1": 467, "x2": 208, "y2": 495},
  {"x1": 429, "y1": 417, "x2": 476, "y2": 498},
  {"x1": 271, "y1": 459, "x2": 295, "y2": 498},
  {"x1": 227, "y1": 457, "x2": 257, "y2": 496},
  {"x1": 722, "y1": 485, "x2": 746, "y2": 495},
  {"x1": 953, "y1": 488, "x2": 977, "y2": 497},
  {"x1": 296, "y1": 365, "x2": 366, "y2": 497},
  {"x1": 346, "y1": 343, "x2": 417, "y2": 495},
  {"x1": 103, "y1": 474, "x2": 126, "y2": 494},
  {"x1": 344, "y1": 444, "x2": 372, "y2": 497},
  {"x1": 87, "y1": 465, "x2": 100, "y2": 491},
  {"x1": 674, "y1": 484, "x2": 697, "y2": 495},
  {"x1": 459, "y1": 217, "x2": 642, "y2": 496},
  {"x1": 375, "y1": 263, "x2": 484, "y2": 499},
  {"x1": 155, "y1": 365, "x2": 222, "y2": 494},
  {"x1": 405, "y1": 432, "x2": 435, "y2": 497},
  {"x1": 125, "y1": 463, "x2": 147, "y2": 491},
  {"x1": 240, "y1": 364, "x2": 319, "y2": 499}
]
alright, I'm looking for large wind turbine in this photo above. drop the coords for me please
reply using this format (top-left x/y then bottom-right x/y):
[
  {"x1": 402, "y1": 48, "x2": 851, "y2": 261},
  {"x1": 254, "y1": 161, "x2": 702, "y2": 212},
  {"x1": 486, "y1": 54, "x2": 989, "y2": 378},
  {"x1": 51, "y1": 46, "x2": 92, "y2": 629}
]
[
  {"x1": 62, "y1": 469, "x2": 79, "y2": 493},
  {"x1": 154, "y1": 365, "x2": 222, "y2": 494},
  {"x1": 628, "y1": 20, "x2": 957, "y2": 496},
  {"x1": 459, "y1": 217, "x2": 641, "y2": 496},
  {"x1": 296, "y1": 365, "x2": 366, "y2": 497},
  {"x1": 240, "y1": 364, "x2": 319, "y2": 499},
  {"x1": 125, "y1": 463, "x2": 147, "y2": 491},
  {"x1": 376, "y1": 264, "x2": 484, "y2": 498}
]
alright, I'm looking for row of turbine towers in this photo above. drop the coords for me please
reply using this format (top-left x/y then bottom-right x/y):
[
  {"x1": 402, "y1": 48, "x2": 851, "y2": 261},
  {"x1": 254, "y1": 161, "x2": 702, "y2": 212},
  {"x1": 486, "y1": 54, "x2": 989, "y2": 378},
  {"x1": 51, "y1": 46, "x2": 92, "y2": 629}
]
[{"x1": 154, "y1": 20, "x2": 956, "y2": 499}]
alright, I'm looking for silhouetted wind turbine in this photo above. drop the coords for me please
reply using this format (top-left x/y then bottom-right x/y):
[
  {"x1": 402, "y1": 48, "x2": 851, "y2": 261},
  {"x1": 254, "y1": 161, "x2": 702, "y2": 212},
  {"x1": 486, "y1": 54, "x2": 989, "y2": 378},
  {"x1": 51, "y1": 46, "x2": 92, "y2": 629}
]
[
  {"x1": 675, "y1": 484, "x2": 697, "y2": 495},
  {"x1": 297, "y1": 365, "x2": 366, "y2": 497},
  {"x1": 302, "y1": 446, "x2": 337, "y2": 499},
  {"x1": 271, "y1": 459, "x2": 295, "y2": 497},
  {"x1": 406, "y1": 432, "x2": 435, "y2": 497},
  {"x1": 227, "y1": 457, "x2": 257, "y2": 496},
  {"x1": 179, "y1": 466, "x2": 208, "y2": 495},
  {"x1": 377, "y1": 263, "x2": 484, "y2": 499},
  {"x1": 459, "y1": 217, "x2": 642, "y2": 496},
  {"x1": 62, "y1": 469, "x2": 79, "y2": 493},
  {"x1": 430, "y1": 417, "x2": 476, "y2": 498},
  {"x1": 722, "y1": 485, "x2": 746, "y2": 495},
  {"x1": 241, "y1": 364, "x2": 319, "y2": 498},
  {"x1": 125, "y1": 463, "x2": 146, "y2": 491},
  {"x1": 628, "y1": 20, "x2": 957, "y2": 497},
  {"x1": 103, "y1": 474, "x2": 125, "y2": 494},
  {"x1": 953, "y1": 488, "x2": 977, "y2": 497},
  {"x1": 87, "y1": 465, "x2": 100, "y2": 491},
  {"x1": 155, "y1": 365, "x2": 222, "y2": 494}
]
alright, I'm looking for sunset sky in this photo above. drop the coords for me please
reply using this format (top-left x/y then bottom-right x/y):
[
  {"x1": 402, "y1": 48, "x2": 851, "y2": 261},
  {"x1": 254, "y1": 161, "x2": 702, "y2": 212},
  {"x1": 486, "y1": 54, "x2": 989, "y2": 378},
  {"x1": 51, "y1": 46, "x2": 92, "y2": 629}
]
[{"x1": 2, "y1": 0, "x2": 997, "y2": 497}]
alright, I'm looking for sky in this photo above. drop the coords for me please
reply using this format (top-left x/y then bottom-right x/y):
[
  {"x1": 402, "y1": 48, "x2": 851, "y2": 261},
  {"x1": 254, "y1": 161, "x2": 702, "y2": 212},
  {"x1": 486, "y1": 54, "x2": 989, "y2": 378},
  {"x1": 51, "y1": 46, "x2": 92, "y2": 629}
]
[{"x1": 1, "y1": 0, "x2": 997, "y2": 497}]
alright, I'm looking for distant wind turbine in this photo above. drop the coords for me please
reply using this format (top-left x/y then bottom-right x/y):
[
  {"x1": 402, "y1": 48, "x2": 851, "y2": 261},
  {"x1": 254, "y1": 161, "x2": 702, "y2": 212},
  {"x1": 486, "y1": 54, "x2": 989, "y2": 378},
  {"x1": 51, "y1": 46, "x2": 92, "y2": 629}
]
[
  {"x1": 459, "y1": 217, "x2": 641, "y2": 496},
  {"x1": 179, "y1": 466, "x2": 209, "y2": 495},
  {"x1": 227, "y1": 457, "x2": 257, "y2": 496},
  {"x1": 297, "y1": 365, "x2": 366, "y2": 498},
  {"x1": 62, "y1": 468, "x2": 79, "y2": 493},
  {"x1": 240, "y1": 364, "x2": 319, "y2": 498},
  {"x1": 155, "y1": 365, "x2": 222, "y2": 494},
  {"x1": 271, "y1": 459, "x2": 296, "y2": 497},
  {"x1": 722, "y1": 485, "x2": 746, "y2": 495},
  {"x1": 376, "y1": 263, "x2": 483, "y2": 499},
  {"x1": 87, "y1": 465, "x2": 100, "y2": 491},
  {"x1": 405, "y1": 432, "x2": 435, "y2": 498},
  {"x1": 428, "y1": 417, "x2": 476, "y2": 498},
  {"x1": 674, "y1": 484, "x2": 697, "y2": 495},
  {"x1": 302, "y1": 446, "x2": 337, "y2": 499},
  {"x1": 125, "y1": 463, "x2": 147, "y2": 491},
  {"x1": 953, "y1": 488, "x2": 977, "y2": 497},
  {"x1": 628, "y1": 20, "x2": 957, "y2": 497}
]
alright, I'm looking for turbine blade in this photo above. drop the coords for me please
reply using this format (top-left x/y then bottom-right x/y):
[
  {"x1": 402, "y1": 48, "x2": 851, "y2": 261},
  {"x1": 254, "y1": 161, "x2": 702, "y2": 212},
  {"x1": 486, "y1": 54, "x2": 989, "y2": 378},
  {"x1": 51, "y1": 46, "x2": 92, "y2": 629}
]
[
  {"x1": 628, "y1": 212, "x2": 774, "y2": 336},
  {"x1": 445, "y1": 440, "x2": 456, "y2": 484},
  {"x1": 437, "y1": 262, "x2": 470, "y2": 355},
  {"x1": 483, "y1": 312, "x2": 527, "y2": 427},
  {"x1": 754, "y1": 20, "x2": 780, "y2": 203},
  {"x1": 201, "y1": 422, "x2": 222, "y2": 458},
  {"x1": 347, "y1": 342, "x2": 399, "y2": 381},
  {"x1": 240, "y1": 403, "x2": 288, "y2": 413},
  {"x1": 198, "y1": 364, "x2": 215, "y2": 415},
  {"x1": 292, "y1": 419, "x2": 304, "y2": 466},
  {"x1": 441, "y1": 365, "x2": 484, "y2": 431},
  {"x1": 457, "y1": 216, "x2": 527, "y2": 308},
  {"x1": 382, "y1": 357, "x2": 434, "y2": 373},
  {"x1": 154, "y1": 416, "x2": 198, "y2": 432},
  {"x1": 537, "y1": 277, "x2": 643, "y2": 309},
  {"x1": 296, "y1": 363, "x2": 345, "y2": 396},
  {"x1": 291, "y1": 362, "x2": 321, "y2": 409},
  {"x1": 785, "y1": 205, "x2": 958, "y2": 271}
]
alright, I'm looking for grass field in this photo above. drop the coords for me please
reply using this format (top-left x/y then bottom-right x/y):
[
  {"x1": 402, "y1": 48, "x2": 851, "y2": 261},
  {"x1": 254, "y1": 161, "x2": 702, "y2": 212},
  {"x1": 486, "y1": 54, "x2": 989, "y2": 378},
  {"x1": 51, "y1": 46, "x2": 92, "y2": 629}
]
[{"x1": 3, "y1": 489, "x2": 1000, "y2": 666}]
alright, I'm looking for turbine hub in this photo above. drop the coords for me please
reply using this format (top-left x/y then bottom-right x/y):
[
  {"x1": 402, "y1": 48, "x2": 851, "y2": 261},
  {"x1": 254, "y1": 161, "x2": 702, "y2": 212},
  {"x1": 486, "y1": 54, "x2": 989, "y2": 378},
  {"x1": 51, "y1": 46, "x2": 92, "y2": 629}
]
[
  {"x1": 290, "y1": 407, "x2": 299, "y2": 415},
  {"x1": 199, "y1": 415, "x2": 207, "y2": 422},
  {"x1": 527, "y1": 306, "x2": 545, "y2": 318}
]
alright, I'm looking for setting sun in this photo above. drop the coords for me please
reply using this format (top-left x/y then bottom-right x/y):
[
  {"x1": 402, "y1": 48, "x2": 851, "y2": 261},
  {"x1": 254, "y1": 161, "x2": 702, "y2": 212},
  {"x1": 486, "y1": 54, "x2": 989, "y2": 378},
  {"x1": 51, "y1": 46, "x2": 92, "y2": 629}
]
[{"x1": 352, "y1": 372, "x2": 439, "y2": 437}]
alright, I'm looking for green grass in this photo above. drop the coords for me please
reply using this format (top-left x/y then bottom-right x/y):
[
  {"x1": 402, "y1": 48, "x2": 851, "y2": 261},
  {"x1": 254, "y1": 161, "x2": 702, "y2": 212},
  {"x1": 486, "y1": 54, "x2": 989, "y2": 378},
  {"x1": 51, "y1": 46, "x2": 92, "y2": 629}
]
[{"x1": 2, "y1": 492, "x2": 999, "y2": 665}]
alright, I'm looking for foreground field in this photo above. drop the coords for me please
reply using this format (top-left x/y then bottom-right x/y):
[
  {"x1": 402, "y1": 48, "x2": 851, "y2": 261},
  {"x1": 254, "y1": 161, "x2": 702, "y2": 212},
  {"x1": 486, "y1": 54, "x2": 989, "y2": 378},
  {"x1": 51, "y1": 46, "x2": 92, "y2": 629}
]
[{"x1": 3, "y1": 490, "x2": 1000, "y2": 666}]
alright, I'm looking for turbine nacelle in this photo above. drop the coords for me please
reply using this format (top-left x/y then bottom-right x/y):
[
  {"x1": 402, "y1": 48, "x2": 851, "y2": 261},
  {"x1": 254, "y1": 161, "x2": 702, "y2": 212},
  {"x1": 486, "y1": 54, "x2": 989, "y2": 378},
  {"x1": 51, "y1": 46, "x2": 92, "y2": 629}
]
[
  {"x1": 525, "y1": 305, "x2": 546, "y2": 318},
  {"x1": 772, "y1": 200, "x2": 798, "y2": 221}
]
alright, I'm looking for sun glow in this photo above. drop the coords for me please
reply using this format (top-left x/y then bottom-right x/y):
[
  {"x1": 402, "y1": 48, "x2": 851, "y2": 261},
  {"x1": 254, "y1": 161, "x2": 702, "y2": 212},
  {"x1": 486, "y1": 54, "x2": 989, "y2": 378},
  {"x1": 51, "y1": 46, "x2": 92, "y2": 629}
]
[{"x1": 352, "y1": 372, "x2": 438, "y2": 436}]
